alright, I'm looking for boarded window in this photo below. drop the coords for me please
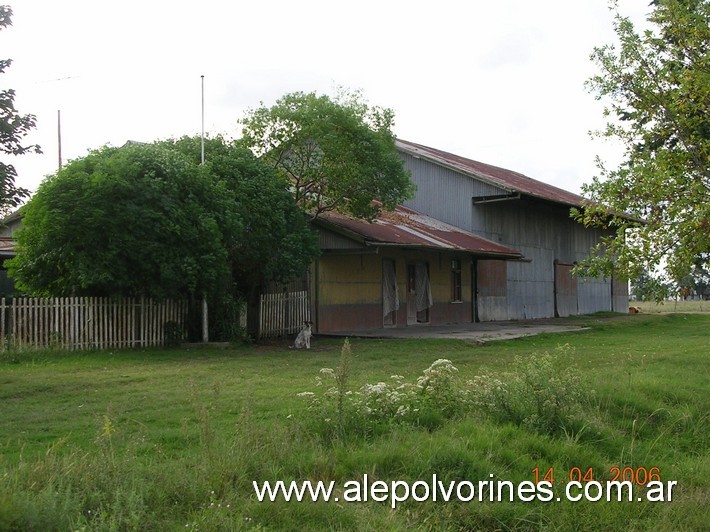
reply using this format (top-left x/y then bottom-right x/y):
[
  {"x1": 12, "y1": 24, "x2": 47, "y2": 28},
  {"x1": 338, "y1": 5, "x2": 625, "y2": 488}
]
[{"x1": 477, "y1": 260, "x2": 507, "y2": 297}]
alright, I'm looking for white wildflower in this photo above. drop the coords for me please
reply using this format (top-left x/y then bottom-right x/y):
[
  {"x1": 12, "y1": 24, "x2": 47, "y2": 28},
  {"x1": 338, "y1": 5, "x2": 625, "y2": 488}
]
[{"x1": 396, "y1": 405, "x2": 410, "y2": 417}]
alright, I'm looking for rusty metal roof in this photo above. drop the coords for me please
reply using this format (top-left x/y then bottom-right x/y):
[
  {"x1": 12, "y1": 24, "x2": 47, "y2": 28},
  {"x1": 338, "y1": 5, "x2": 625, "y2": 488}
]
[
  {"x1": 0, "y1": 237, "x2": 15, "y2": 257},
  {"x1": 396, "y1": 139, "x2": 586, "y2": 207},
  {"x1": 314, "y1": 205, "x2": 523, "y2": 259}
]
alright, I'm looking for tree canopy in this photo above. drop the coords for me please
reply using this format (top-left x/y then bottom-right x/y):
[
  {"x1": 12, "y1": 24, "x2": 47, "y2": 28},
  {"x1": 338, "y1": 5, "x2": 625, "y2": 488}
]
[
  {"x1": 575, "y1": 0, "x2": 709, "y2": 296},
  {"x1": 8, "y1": 138, "x2": 318, "y2": 307},
  {"x1": 239, "y1": 90, "x2": 415, "y2": 220},
  {"x1": 0, "y1": 5, "x2": 40, "y2": 215},
  {"x1": 155, "y1": 136, "x2": 319, "y2": 293}
]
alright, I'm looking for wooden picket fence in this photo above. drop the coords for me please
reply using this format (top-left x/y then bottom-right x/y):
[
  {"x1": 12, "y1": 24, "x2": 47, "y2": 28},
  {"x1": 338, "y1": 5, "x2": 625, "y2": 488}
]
[
  {"x1": 0, "y1": 297, "x2": 187, "y2": 352},
  {"x1": 259, "y1": 290, "x2": 310, "y2": 339}
]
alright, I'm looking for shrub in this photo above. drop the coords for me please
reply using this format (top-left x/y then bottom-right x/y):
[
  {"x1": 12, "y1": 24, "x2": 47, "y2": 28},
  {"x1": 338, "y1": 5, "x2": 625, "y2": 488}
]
[
  {"x1": 299, "y1": 342, "x2": 594, "y2": 440},
  {"x1": 469, "y1": 345, "x2": 592, "y2": 436},
  {"x1": 299, "y1": 340, "x2": 469, "y2": 439}
]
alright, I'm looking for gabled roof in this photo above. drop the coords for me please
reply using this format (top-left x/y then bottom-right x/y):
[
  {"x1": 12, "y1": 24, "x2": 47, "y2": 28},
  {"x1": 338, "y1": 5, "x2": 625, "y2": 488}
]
[
  {"x1": 314, "y1": 205, "x2": 523, "y2": 259},
  {"x1": 396, "y1": 139, "x2": 585, "y2": 208}
]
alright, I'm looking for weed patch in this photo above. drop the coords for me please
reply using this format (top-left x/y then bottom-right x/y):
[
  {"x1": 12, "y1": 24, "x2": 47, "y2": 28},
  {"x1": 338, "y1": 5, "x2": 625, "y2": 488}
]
[{"x1": 470, "y1": 344, "x2": 593, "y2": 437}]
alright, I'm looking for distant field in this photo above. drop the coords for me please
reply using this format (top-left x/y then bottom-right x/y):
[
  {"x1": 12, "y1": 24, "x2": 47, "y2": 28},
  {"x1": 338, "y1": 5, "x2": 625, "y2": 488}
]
[
  {"x1": 1, "y1": 313, "x2": 708, "y2": 530},
  {"x1": 635, "y1": 299, "x2": 709, "y2": 313}
]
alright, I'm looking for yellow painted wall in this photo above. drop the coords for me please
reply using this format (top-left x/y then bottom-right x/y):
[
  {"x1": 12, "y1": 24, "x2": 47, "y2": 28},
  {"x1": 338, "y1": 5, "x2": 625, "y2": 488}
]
[
  {"x1": 318, "y1": 254, "x2": 382, "y2": 306},
  {"x1": 316, "y1": 250, "x2": 474, "y2": 331}
]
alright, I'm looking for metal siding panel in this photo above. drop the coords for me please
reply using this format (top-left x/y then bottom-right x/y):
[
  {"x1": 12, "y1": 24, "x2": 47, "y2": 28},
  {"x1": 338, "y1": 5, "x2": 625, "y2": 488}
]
[
  {"x1": 577, "y1": 277, "x2": 612, "y2": 314},
  {"x1": 318, "y1": 228, "x2": 366, "y2": 250},
  {"x1": 401, "y1": 153, "x2": 506, "y2": 232},
  {"x1": 612, "y1": 276, "x2": 629, "y2": 313},
  {"x1": 507, "y1": 246, "x2": 555, "y2": 319},
  {"x1": 401, "y1": 151, "x2": 617, "y2": 320},
  {"x1": 478, "y1": 297, "x2": 507, "y2": 321}
]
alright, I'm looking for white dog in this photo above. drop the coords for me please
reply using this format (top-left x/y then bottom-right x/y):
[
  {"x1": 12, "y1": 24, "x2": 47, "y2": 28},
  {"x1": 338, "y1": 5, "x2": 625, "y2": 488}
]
[{"x1": 291, "y1": 321, "x2": 313, "y2": 349}]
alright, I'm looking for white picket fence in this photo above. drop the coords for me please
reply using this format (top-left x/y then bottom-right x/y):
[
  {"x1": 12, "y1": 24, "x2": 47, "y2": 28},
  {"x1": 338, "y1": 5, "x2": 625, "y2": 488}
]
[
  {"x1": 259, "y1": 290, "x2": 310, "y2": 339},
  {"x1": 0, "y1": 297, "x2": 187, "y2": 352}
]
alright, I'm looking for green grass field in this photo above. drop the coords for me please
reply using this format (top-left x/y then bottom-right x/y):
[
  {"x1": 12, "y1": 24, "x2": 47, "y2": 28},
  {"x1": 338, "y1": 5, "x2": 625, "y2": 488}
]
[{"x1": 1, "y1": 313, "x2": 708, "y2": 531}]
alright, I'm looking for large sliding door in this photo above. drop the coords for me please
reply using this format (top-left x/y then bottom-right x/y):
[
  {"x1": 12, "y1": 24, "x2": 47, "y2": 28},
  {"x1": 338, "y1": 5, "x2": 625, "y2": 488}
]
[{"x1": 554, "y1": 261, "x2": 578, "y2": 317}]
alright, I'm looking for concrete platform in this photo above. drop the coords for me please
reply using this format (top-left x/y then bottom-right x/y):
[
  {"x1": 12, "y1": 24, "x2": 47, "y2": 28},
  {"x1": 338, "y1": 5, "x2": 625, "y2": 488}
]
[{"x1": 319, "y1": 321, "x2": 589, "y2": 343}]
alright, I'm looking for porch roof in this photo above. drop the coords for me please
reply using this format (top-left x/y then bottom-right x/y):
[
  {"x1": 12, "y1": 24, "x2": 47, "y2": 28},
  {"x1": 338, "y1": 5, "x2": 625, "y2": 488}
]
[{"x1": 313, "y1": 205, "x2": 523, "y2": 259}]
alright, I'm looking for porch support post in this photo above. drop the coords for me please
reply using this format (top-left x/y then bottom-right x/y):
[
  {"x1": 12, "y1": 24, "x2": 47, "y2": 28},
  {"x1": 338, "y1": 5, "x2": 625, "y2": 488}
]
[{"x1": 201, "y1": 295, "x2": 209, "y2": 343}]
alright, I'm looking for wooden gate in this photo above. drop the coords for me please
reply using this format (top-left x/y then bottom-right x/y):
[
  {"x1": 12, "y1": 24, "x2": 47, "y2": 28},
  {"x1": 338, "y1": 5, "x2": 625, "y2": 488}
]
[{"x1": 258, "y1": 290, "x2": 310, "y2": 338}]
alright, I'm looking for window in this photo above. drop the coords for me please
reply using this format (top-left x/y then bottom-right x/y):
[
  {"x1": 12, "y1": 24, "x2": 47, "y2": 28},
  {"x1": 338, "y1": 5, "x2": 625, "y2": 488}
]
[{"x1": 451, "y1": 259, "x2": 462, "y2": 302}]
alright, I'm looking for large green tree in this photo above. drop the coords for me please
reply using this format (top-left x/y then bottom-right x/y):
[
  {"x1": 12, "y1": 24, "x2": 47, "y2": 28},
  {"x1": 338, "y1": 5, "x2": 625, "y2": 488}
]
[
  {"x1": 0, "y1": 5, "x2": 40, "y2": 215},
  {"x1": 156, "y1": 136, "x2": 320, "y2": 334},
  {"x1": 575, "y1": 0, "x2": 709, "y2": 295},
  {"x1": 157, "y1": 136, "x2": 318, "y2": 290},
  {"x1": 8, "y1": 143, "x2": 231, "y2": 299},
  {"x1": 240, "y1": 90, "x2": 415, "y2": 220},
  {"x1": 8, "y1": 138, "x2": 319, "y2": 335}
]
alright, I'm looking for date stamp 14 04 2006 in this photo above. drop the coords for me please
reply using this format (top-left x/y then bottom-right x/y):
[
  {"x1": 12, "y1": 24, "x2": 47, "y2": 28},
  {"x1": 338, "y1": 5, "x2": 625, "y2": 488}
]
[{"x1": 532, "y1": 466, "x2": 676, "y2": 502}]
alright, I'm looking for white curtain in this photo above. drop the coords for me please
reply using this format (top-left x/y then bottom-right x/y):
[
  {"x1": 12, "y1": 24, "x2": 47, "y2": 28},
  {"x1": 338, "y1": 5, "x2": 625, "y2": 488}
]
[
  {"x1": 383, "y1": 260, "x2": 400, "y2": 317},
  {"x1": 415, "y1": 262, "x2": 433, "y2": 312}
]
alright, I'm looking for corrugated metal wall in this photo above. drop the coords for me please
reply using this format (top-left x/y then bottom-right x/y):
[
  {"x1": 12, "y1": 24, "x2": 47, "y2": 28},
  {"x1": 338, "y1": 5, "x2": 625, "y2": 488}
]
[
  {"x1": 507, "y1": 246, "x2": 555, "y2": 319},
  {"x1": 402, "y1": 154, "x2": 628, "y2": 320},
  {"x1": 402, "y1": 153, "x2": 505, "y2": 232}
]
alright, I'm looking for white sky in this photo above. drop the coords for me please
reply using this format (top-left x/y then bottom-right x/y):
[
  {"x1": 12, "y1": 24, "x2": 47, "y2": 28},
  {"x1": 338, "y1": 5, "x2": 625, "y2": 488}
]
[{"x1": 3, "y1": 0, "x2": 651, "y2": 197}]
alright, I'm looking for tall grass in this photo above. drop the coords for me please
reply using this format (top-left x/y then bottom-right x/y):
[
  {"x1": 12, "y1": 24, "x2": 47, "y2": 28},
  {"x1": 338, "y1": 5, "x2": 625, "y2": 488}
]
[{"x1": 0, "y1": 313, "x2": 708, "y2": 530}]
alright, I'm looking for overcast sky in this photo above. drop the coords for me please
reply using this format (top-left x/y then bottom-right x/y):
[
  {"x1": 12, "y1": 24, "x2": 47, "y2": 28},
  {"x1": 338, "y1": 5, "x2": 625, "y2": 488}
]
[{"x1": 4, "y1": 0, "x2": 651, "y2": 198}]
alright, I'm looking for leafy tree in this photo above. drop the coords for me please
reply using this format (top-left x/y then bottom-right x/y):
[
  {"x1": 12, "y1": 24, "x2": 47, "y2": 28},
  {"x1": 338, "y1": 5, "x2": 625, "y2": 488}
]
[
  {"x1": 677, "y1": 256, "x2": 710, "y2": 299},
  {"x1": 8, "y1": 143, "x2": 231, "y2": 299},
  {"x1": 240, "y1": 90, "x2": 415, "y2": 220},
  {"x1": 0, "y1": 5, "x2": 40, "y2": 215},
  {"x1": 157, "y1": 136, "x2": 320, "y2": 333},
  {"x1": 692, "y1": 258, "x2": 710, "y2": 298},
  {"x1": 676, "y1": 273, "x2": 695, "y2": 299},
  {"x1": 8, "y1": 137, "x2": 319, "y2": 337},
  {"x1": 631, "y1": 269, "x2": 664, "y2": 301},
  {"x1": 575, "y1": 0, "x2": 709, "y2": 298}
]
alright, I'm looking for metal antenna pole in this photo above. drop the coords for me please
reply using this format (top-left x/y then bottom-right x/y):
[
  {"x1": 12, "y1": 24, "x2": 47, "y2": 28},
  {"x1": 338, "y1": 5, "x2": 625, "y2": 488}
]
[
  {"x1": 201, "y1": 75, "x2": 205, "y2": 165},
  {"x1": 57, "y1": 110, "x2": 62, "y2": 170},
  {"x1": 200, "y1": 75, "x2": 208, "y2": 342}
]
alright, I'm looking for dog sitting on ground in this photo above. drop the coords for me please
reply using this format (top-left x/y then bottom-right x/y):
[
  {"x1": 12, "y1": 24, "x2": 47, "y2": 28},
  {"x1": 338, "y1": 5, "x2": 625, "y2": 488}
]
[{"x1": 291, "y1": 321, "x2": 314, "y2": 349}]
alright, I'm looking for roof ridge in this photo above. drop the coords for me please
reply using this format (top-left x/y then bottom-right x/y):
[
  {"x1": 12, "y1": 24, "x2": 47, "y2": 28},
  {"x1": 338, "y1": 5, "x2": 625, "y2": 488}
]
[{"x1": 396, "y1": 138, "x2": 585, "y2": 207}]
